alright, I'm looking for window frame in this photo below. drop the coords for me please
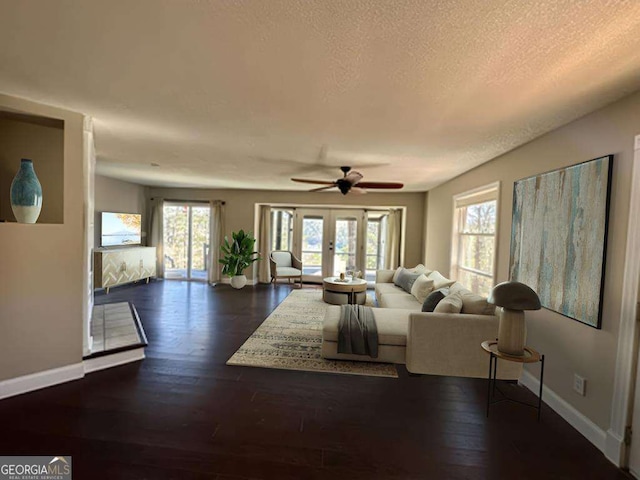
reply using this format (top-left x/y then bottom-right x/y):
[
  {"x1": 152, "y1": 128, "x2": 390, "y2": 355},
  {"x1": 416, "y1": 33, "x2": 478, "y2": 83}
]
[{"x1": 450, "y1": 182, "x2": 500, "y2": 296}]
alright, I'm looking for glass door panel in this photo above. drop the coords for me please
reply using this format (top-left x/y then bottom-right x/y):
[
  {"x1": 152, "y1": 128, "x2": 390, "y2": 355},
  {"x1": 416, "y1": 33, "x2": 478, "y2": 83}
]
[
  {"x1": 365, "y1": 218, "x2": 380, "y2": 282},
  {"x1": 333, "y1": 218, "x2": 358, "y2": 276},
  {"x1": 290, "y1": 209, "x2": 371, "y2": 283},
  {"x1": 301, "y1": 216, "x2": 324, "y2": 278},
  {"x1": 329, "y1": 210, "x2": 365, "y2": 278},
  {"x1": 163, "y1": 203, "x2": 210, "y2": 281},
  {"x1": 364, "y1": 212, "x2": 388, "y2": 282},
  {"x1": 163, "y1": 205, "x2": 189, "y2": 279},
  {"x1": 189, "y1": 206, "x2": 210, "y2": 280}
]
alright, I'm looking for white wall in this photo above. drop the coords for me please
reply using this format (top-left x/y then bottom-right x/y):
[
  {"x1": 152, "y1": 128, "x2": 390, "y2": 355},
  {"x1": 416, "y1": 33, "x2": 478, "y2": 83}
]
[
  {"x1": 0, "y1": 94, "x2": 86, "y2": 381},
  {"x1": 424, "y1": 90, "x2": 640, "y2": 431}
]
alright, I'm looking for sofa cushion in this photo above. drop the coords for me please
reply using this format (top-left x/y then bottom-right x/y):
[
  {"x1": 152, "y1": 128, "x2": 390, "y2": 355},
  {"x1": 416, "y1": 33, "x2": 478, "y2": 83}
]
[
  {"x1": 380, "y1": 293, "x2": 422, "y2": 310},
  {"x1": 434, "y1": 292, "x2": 463, "y2": 314},
  {"x1": 422, "y1": 287, "x2": 449, "y2": 312},
  {"x1": 376, "y1": 283, "x2": 404, "y2": 296},
  {"x1": 394, "y1": 268, "x2": 422, "y2": 294},
  {"x1": 411, "y1": 275, "x2": 435, "y2": 304},
  {"x1": 375, "y1": 283, "x2": 404, "y2": 305},
  {"x1": 427, "y1": 271, "x2": 456, "y2": 290},
  {"x1": 460, "y1": 292, "x2": 496, "y2": 316},
  {"x1": 323, "y1": 306, "x2": 409, "y2": 346}
]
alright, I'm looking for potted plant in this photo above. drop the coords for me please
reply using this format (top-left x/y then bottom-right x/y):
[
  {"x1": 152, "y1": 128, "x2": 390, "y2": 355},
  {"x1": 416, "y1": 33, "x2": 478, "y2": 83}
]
[{"x1": 219, "y1": 229, "x2": 261, "y2": 289}]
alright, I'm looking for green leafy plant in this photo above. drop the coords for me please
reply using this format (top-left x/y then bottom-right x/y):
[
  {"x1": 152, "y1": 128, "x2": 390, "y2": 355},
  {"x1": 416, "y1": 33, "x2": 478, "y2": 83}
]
[{"x1": 219, "y1": 229, "x2": 261, "y2": 277}]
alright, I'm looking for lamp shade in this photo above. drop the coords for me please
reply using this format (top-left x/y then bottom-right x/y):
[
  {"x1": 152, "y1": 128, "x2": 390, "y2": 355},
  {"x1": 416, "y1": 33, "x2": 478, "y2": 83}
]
[{"x1": 488, "y1": 281, "x2": 541, "y2": 310}]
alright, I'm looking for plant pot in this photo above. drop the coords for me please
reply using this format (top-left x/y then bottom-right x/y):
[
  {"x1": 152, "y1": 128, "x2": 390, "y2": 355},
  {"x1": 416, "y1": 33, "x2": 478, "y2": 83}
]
[
  {"x1": 11, "y1": 159, "x2": 43, "y2": 223},
  {"x1": 230, "y1": 275, "x2": 247, "y2": 289}
]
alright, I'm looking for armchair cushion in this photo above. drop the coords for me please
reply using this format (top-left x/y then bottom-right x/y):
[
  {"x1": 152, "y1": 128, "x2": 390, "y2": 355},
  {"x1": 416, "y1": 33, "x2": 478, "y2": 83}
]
[
  {"x1": 271, "y1": 251, "x2": 293, "y2": 267},
  {"x1": 275, "y1": 266, "x2": 302, "y2": 277},
  {"x1": 269, "y1": 251, "x2": 303, "y2": 284}
]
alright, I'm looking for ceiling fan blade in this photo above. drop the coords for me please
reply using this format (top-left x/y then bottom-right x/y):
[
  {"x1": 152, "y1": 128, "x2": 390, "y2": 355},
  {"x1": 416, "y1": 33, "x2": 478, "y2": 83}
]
[
  {"x1": 291, "y1": 178, "x2": 336, "y2": 185},
  {"x1": 356, "y1": 181, "x2": 404, "y2": 189},
  {"x1": 309, "y1": 185, "x2": 337, "y2": 192},
  {"x1": 350, "y1": 187, "x2": 367, "y2": 195},
  {"x1": 344, "y1": 171, "x2": 363, "y2": 185}
]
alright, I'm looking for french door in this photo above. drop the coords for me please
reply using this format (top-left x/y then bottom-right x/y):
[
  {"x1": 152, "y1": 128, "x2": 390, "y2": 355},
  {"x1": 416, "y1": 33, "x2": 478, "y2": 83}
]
[
  {"x1": 163, "y1": 203, "x2": 210, "y2": 280},
  {"x1": 294, "y1": 209, "x2": 367, "y2": 283}
]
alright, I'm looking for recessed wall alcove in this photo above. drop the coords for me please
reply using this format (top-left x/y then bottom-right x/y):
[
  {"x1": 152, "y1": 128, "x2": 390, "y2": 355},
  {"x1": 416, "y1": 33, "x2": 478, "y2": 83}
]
[{"x1": 0, "y1": 109, "x2": 64, "y2": 224}]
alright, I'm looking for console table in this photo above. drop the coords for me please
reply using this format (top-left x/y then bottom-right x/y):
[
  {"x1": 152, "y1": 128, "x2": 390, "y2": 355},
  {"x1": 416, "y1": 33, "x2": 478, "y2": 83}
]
[
  {"x1": 481, "y1": 340, "x2": 545, "y2": 420},
  {"x1": 94, "y1": 247, "x2": 157, "y2": 293}
]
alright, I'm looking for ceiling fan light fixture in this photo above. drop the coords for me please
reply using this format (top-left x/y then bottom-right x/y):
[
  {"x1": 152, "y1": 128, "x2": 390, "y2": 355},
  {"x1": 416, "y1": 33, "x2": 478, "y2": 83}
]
[{"x1": 336, "y1": 179, "x2": 352, "y2": 195}]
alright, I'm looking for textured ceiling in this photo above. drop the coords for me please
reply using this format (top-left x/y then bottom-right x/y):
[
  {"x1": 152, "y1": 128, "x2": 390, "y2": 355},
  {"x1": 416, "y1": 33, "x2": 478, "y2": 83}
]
[{"x1": 1, "y1": 1, "x2": 639, "y2": 192}]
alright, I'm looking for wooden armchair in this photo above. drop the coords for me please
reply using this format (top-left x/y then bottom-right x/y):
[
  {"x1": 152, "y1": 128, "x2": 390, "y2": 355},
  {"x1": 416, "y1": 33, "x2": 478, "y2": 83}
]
[{"x1": 269, "y1": 251, "x2": 303, "y2": 287}]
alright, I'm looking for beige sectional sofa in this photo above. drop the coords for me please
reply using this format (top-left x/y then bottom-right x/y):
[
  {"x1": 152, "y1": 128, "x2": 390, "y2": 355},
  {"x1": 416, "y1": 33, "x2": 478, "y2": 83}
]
[{"x1": 321, "y1": 266, "x2": 522, "y2": 379}]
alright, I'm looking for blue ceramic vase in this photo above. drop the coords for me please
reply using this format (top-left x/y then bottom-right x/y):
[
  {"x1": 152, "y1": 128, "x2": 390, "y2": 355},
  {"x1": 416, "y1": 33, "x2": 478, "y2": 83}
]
[{"x1": 10, "y1": 159, "x2": 43, "y2": 224}]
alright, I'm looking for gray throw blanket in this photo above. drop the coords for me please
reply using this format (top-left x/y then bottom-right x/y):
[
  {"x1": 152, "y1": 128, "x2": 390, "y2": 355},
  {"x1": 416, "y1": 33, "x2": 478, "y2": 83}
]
[{"x1": 337, "y1": 305, "x2": 379, "y2": 358}]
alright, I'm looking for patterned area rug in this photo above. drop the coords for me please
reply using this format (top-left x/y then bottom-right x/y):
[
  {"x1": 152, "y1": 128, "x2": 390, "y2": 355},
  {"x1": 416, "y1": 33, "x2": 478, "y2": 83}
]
[{"x1": 227, "y1": 289, "x2": 399, "y2": 378}]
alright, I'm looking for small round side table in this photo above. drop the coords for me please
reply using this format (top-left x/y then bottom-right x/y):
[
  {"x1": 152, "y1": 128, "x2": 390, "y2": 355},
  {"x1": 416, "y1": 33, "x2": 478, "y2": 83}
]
[
  {"x1": 322, "y1": 277, "x2": 367, "y2": 305},
  {"x1": 481, "y1": 340, "x2": 545, "y2": 421}
]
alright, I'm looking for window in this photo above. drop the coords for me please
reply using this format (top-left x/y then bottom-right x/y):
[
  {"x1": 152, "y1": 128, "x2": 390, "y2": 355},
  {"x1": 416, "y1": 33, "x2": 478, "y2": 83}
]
[
  {"x1": 451, "y1": 184, "x2": 499, "y2": 296},
  {"x1": 270, "y1": 209, "x2": 293, "y2": 251}
]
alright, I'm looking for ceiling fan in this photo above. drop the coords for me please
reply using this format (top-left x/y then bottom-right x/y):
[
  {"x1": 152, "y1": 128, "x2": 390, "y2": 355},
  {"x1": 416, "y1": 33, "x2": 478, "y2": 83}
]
[{"x1": 292, "y1": 166, "x2": 403, "y2": 195}]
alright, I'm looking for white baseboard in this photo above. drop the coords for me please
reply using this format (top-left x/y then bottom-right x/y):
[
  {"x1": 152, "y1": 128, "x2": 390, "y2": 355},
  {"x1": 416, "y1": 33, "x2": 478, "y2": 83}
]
[
  {"x1": 520, "y1": 370, "x2": 607, "y2": 454},
  {"x1": 605, "y1": 429, "x2": 625, "y2": 467},
  {"x1": 83, "y1": 348, "x2": 145, "y2": 374},
  {"x1": 0, "y1": 363, "x2": 84, "y2": 400}
]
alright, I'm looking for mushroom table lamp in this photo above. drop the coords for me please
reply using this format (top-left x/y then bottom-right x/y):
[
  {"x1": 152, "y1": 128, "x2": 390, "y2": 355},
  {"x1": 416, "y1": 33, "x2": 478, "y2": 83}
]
[{"x1": 488, "y1": 281, "x2": 541, "y2": 356}]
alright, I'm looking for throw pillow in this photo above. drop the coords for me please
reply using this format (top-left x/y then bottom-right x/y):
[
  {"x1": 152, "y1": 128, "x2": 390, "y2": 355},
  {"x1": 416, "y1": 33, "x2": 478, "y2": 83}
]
[
  {"x1": 413, "y1": 264, "x2": 432, "y2": 275},
  {"x1": 427, "y1": 270, "x2": 456, "y2": 290},
  {"x1": 449, "y1": 282, "x2": 472, "y2": 296},
  {"x1": 411, "y1": 275, "x2": 435, "y2": 304},
  {"x1": 394, "y1": 268, "x2": 422, "y2": 294},
  {"x1": 460, "y1": 292, "x2": 496, "y2": 316},
  {"x1": 392, "y1": 264, "x2": 429, "y2": 283},
  {"x1": 392, "y1": 266, "x2": 404, "y2": 284},
  {"x1": 421, "y1": 287, "x2": 449, "y2": 312},
  {"x1": 433, "y1": 292, "x2": 463, "y2": 314}
]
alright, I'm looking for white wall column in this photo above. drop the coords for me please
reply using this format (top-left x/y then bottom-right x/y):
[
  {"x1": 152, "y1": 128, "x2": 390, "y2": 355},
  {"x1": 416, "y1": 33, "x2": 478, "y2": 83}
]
[{"x1": 606, "y1": 134, "x2": 640, "y2": 466}]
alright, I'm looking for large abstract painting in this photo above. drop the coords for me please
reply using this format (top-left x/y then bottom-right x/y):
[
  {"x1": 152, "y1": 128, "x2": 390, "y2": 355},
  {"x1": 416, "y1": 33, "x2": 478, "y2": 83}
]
[{"x1": 509, "y1": 155, "x2": 613, "y2": 328}]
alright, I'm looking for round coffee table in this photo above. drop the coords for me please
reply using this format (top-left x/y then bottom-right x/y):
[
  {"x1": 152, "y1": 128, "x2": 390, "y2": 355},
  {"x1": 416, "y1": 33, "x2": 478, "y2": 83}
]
[{"x1": 322, "y1": 277, "x2": 368, "y2": 305}]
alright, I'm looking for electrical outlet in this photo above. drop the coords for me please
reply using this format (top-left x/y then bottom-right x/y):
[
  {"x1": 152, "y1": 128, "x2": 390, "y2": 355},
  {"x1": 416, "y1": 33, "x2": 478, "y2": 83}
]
[{"x1": 573, "y1": 374, "x2": 586, "y2": 396}]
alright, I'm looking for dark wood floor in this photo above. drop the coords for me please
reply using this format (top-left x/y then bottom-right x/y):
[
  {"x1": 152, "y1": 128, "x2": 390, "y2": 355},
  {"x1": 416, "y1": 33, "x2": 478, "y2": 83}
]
[{"x1": 0, "y1": 280, "x2": 630, "y2": 479}]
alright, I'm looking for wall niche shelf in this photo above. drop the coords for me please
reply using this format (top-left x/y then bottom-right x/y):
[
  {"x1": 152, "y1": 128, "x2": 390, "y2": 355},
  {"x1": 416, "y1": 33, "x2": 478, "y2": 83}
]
[{"x1": 0, "y1": 109, "x2": 64, "y2": 224}]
